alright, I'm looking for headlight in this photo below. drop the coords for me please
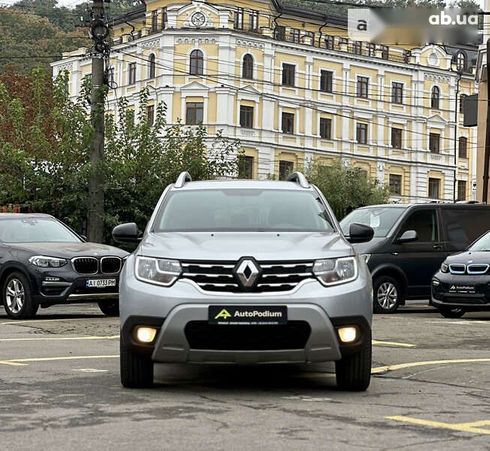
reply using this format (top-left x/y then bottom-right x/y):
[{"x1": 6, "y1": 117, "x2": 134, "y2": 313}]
[
  {"x1": 313, "y1": 256, "x2": 358, "y2": 286},
  {"x1": 135, "y1": 256, "x2": 181, "y2": 287},
  {"x1": 440, "y1": 262, "x2": 449, "y2": 273},
  {"x1": 29, "y1": 256, "x2": 68, "y2": 268}
]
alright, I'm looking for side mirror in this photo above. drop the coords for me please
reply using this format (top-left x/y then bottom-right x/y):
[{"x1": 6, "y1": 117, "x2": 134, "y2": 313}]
[
  {"x1": 112, "y1": 222, "x2": 141, "y2": 243},
  {"x1": 397, "y1": 229, "x2": 418, "y2": 243},
  {"x1": 347, "y1": 223, "x2": 374, "y2": 244}
]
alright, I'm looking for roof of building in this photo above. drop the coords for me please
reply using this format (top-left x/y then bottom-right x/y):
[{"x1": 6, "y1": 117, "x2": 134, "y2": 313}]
[{"x1": 111, "y1": 1, "x2": 347, "y2": 27}]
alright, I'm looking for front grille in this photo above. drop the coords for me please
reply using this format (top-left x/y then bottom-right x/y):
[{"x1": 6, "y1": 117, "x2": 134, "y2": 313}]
[
  {"x1": 449, "y1": 264, "x2": 466, "y2": 274},
  {"x1": 448, "y1": 263, "x2": 489, "y2": 275},
  {"x1": 442, "y1": 296, "x2": 487, "y2": 305},
  {"x1": 184, "y1": 321, "x2": 311, "y2": 350},
  {"x1": 72, "y1": 257, "x2": 98, "y2": 274},
  {"x1": 467, "y1": 264, "x2": 489, "y2": 275},
  {"x1": 180, "y1": 260, "x2": 314, "y2": 293},
  {"x1": 101, "y1": 257, "x2": 122, "y2": 274}
]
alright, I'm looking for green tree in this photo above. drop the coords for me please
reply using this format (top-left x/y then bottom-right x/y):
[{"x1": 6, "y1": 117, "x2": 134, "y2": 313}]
[
  {"x1": 0, "y1": 7, "x2": 89, "y2": 74},
  {"x1": 0, "y1": 68, "x2": 240, "y2": 240},
  {"x1": 104, "y1": 89, "x2": 239, "y2": 235},
  {"x1": 307, "y1": 160, "x2": 390, "y2": 219}
]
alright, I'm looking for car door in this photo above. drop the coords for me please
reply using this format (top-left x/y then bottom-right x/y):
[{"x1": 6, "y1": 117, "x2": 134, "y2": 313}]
[{"x1": 388, "y1": 207, "x2": 444, "y2": 297}]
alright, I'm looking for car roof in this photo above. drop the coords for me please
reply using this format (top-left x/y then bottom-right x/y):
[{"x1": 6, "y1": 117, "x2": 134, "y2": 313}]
[
  {"x1": 356, "y1": 203, "x2": 490, "y2": 210},
  {"x1": 172, "y1": 180, "x2": 316, "y2": 191},
  {"x1": 0, "y1": 213, "x2": 54, "y2": 219}
]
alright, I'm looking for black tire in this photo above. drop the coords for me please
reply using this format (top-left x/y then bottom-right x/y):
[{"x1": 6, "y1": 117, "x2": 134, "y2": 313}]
[
  {"x1": 120, "y1": 339, "x2": 154, "y2": 388},
  {"x1": 335, "y1": 339, "x2": 372, "y2": 392},
  {"x1": 2, "y1": 271, "x2": 39, "y2": 319},
  {"x1": 439, "y1": 307, "x2": 465, "y2": 318},
  {"x1": 373, "y1": 276, "x2": 403, "y2": 314},
  {"x1": 98, "y1": 300, "x2": 119, "y2": 317}
]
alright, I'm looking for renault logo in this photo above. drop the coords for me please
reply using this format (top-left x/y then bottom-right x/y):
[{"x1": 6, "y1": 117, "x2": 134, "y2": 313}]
[{"x1": 234, "y1": 258, "x2": 260, "y2": 289}]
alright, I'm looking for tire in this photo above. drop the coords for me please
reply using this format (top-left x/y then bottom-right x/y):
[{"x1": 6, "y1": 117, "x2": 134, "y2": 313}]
[
  {"x1": 120, "y1": 339, "x2": 154, "y2": 388},
  {"x1": 439, "y1": 307, "x2": 465, "y2": 318},
  {"x1": 98, "y1": 300, "x2": 119, "y2": 317},
  {"x1": 2, "y1": 271, "x2": 39, "y2": 319},
  {"x1": 335, "y1": 339, "x2": 372, "y2": 392},
  {"x1": 373, "y1": 276, "x2": 403, "y2": 313}
]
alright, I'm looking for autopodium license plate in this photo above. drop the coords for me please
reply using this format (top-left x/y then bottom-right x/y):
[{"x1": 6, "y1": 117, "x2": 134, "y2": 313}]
[{"x1": 208, "y1": 305, "x2": 287, "y2": 325}]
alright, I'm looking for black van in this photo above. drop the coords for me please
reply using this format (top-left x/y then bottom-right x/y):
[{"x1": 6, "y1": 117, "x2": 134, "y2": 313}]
[{"x1": 340, "y1": 204, "x2": 490, "y2": 313}]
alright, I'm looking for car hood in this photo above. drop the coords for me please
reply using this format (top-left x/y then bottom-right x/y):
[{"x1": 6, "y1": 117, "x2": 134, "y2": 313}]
[
  {"x1": 446, "y1": 251, "x2": 490, "y2": 265},
  {"x1": 138, "y1": 232, "x2": 352, "y2": 261},
  {"x1": 9, "y1": 242, "x2": 128, "y2": 258}
]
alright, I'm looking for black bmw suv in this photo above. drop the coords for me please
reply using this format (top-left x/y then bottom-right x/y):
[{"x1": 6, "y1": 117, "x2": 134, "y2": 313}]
[
  {"x1": 0, "y1": 213, "x2": 128, "y2": 319},
  {"x1": 432, "y1": 231, "x2": 490, "y2": 318}
]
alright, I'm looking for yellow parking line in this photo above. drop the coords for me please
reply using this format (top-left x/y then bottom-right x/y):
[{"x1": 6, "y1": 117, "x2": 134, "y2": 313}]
[
  {"x1": 372, "y1": 358, "x2": 490, "y2": 375},
  {"x1": 0, "y1": 360, "x2": 28, "y2": 366},
  {"x1": 373, "y1": 340, "x2": 416, "y2": 348},
  {"x1": 387, "y1": 415, "x2": 490, "y2": 435},
  {"x1": 0, "y1": 355, "x2": 118, "y2": 366},
  {"x1": 0, "y1": 335, "x2": 118, "y2": 342}
]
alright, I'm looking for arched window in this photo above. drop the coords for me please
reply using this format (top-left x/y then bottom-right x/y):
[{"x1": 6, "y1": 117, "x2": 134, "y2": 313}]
[
  {"x1": 242, "y1": 54, "x2": 253, "y2": 80},
  {"x1": 456, "y1": 51, "x2": 467, "y2": 72},
  {"x1": 431, "y1": 86, "x2": 440, "y2": 110},
  {"x1": 148, "y1": 53, "x2": 156, "y2": 79},
  {"x1": 189, "y1": 49, "x2": 204, "y2": 75},
  {"x1": 458, "y1": 136, "x2": 468, "y2": 159}
]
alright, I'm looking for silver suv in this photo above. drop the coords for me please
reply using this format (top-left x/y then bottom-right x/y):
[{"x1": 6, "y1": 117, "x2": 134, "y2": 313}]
[{"x1": 113, "y1": 172, "x2": 374, "y2": 391}]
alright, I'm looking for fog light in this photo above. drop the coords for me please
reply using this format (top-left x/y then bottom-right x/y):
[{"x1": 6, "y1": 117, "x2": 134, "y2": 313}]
[
  {"x1": 338, "y1": 326, "x2": 358, "y2": 343},
  {"x1": 432, "y1": 279, "x2": 440, "y2": 287},
  {"x1": 135, "y1": 326, "x2": 157, "y2": 344}
]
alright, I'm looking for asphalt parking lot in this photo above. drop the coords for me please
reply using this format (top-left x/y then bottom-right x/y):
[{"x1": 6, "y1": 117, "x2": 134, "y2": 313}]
[{"x1": 1, "y1": 302, "x2": 489, "y2": 451}]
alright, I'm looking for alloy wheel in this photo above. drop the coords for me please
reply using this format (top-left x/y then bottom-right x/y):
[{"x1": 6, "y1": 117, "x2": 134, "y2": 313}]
[
  {"x1": 5, "y1": 278, "x2": 25, "y2": 314},
  {"x1": 376, "y1": 282, "x2": 398, "y2": 310}
]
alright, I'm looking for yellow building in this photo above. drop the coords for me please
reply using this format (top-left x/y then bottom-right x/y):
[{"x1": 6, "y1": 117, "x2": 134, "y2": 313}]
[{"x1": 52, "y1": 0, "x2": 478, "y2": 202}]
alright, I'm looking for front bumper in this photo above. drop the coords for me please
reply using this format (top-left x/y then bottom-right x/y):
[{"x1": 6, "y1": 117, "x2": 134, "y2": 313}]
[
  {"x1": 29, "y1": 268, "x2": 119, "y2": 305},
  {"x1": 120, "y1": 255, "x2": 372, "y2": 364},
  {"x1": 122, "y1": 311, "x2": 371, "y2": 364},
  {"x1": 431, "y1": 272, "x2": 490, "y2": 310}
]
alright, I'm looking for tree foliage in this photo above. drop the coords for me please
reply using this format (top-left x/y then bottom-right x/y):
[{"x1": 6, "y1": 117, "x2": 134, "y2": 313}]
[
  {"x1": 0, "y1": 6, "x2": 89, "y2": 74},
  {"x1": 307, "y1": 161, "x2": 390, "y2": 219},
  {"x1": 0, "y1": 68, "x2": 240, "y2": 241}
]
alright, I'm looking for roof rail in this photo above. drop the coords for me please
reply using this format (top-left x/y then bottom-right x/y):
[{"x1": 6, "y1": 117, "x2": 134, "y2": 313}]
[
  {"x1": 174, "y1": 171, "x2": 192, "y2": 188},
  {"x1": 286, "y1": 172, "x2": 310, "y2": 188}
]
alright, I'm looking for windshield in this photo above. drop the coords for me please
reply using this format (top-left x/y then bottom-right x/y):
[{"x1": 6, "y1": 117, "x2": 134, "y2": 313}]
[
  {"x1": 153, "y1": 189, "x2": 335, "y2": 232},
  {"x1": 0, "y1": 218, "x2": 81, "y2": 243},
  {"x1": 340, "y1": 207, "x2": 405, "y2": 238},
  {"x1": 469, "y1": 232, "x2": 490, "y2": 251}
]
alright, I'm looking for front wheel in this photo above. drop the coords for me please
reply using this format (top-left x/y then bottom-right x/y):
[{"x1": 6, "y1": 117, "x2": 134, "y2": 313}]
[
  {"x1": 2, "y1": 272, "x2": 39, "y2": 319},
  {"x1": 373, "y1": 276, "x2": 403, "y2": 313},
  {"x1": 439, "y1": 307, "x2": 465, "y2": 318},
  {"x1": 335, "y1": 339, "x2": 372, "y2": 392},
  {"x1": 98, "y1": 300, "x2": 119, "y2": 317},
  {"x1": 120, "y1": 339, "x2": 154, "y2": 388}
]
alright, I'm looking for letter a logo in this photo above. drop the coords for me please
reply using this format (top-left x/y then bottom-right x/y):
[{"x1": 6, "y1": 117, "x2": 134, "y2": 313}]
[{"x1": 215, "y1": 309, "x2": 231, "y2": 320}]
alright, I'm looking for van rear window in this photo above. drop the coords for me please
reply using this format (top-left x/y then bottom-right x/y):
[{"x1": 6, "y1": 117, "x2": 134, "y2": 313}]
[{"x1": 442, "y1": 208, "x2": 490, "y2": 247}]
